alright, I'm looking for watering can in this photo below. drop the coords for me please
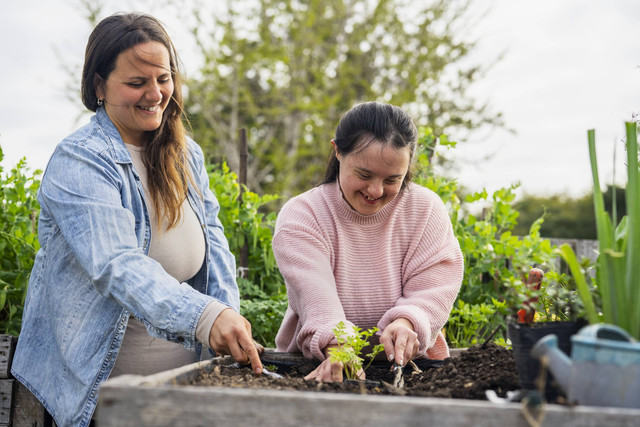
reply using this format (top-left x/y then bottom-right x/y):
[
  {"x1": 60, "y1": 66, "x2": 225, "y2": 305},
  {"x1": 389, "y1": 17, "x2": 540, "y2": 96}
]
[{"x1": 531, "y1": 323, "x2": 640, "y2": 408}]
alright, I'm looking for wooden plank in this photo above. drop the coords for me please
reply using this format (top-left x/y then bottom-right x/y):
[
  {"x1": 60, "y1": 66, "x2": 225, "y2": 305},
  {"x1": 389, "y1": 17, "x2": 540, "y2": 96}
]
[
  {"x1": 0, "y1": 379, "x2": 14, "y2": 426},
  {"x1": 96, "y1": 380, "x2": 640, "y2": 427},
  {"x1": 0, "y1": 335, "x2": 16, "y2": 379},
  {"x1": 12, "y1": 380, "x2": 48, "y2": 427}
]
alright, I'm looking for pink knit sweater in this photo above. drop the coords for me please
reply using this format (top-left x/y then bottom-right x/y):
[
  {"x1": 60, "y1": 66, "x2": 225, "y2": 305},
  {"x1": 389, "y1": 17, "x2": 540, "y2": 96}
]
[{"x1": 273, "y1": 181, "x2": 463, "y2": 361}]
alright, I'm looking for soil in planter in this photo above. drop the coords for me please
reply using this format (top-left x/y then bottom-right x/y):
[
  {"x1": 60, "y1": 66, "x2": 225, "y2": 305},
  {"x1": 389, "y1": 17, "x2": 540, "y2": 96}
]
[{"x1": 188, "y1": 343, "x2": 558, "y2": 402}]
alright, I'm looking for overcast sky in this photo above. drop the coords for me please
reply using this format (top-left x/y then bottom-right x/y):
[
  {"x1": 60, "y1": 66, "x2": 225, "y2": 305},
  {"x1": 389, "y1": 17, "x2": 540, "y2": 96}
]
[{"x1": 1, "y1": 0, "x2": 639, "y2": 200}]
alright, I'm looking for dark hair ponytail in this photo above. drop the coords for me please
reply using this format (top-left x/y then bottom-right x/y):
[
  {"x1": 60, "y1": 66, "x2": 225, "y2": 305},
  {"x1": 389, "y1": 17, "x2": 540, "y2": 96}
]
[{"x1": 323, "y1": 102, "x2": 418, "y2": 187}]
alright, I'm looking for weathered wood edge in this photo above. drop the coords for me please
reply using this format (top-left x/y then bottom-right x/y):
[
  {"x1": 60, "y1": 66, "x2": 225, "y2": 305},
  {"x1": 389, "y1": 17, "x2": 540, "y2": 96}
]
[
  {"x1": 97, "y1": 381, "x2": 640, "y2": 427},
  {"x1": 0, "y1": 335, "x2": 17, "y2": 379}
]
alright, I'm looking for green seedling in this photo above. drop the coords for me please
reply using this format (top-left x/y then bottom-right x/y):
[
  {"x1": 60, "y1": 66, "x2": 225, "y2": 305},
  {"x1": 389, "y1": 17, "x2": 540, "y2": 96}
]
[{"x1": 328, "y1": 321, "x2": 385, "y2": 381}]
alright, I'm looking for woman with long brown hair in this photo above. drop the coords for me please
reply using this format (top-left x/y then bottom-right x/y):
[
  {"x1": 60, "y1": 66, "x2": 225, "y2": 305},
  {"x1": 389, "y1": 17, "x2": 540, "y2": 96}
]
[{"x1": 11, "y1": 13, "x2": 262, "y2": 427}]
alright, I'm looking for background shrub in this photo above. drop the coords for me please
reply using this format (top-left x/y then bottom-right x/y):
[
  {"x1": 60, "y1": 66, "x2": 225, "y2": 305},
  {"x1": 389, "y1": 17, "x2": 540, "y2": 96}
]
[{"x1": 0, "y1": 145, "x2": 41, "y2": 335}]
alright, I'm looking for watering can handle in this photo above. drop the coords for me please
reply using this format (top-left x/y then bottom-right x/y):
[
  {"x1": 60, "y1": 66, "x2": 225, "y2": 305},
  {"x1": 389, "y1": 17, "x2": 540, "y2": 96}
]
[{"x1": 577, "y1": 323, "x2": 635, "y2": 343}]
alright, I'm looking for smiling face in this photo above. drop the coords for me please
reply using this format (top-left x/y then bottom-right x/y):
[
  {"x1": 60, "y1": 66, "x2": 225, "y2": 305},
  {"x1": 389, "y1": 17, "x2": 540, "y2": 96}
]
[
  {"x1": 95, "y1": 41, "x2": 173, "y2": 146},
  {"x1": 335, "y1": 139, "x2": 411, "y2": 215}
]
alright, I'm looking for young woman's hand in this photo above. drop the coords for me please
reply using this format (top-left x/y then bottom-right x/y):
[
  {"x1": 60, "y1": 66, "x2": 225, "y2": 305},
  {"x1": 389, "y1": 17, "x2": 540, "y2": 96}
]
[
  {"x1": 380, "y1": 318, "x2": 420, "y2": 367},
  {"x1": 303, "y1": 345, "x2": 365, "y2": 382},
  {"x1": 209, "y1": 308, "x2": 264, "y2": 374}
]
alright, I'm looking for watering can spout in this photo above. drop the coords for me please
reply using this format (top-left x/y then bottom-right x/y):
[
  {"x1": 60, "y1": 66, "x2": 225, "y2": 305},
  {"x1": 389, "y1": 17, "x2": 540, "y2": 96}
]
[{"x1": 531, "y1": 334, "x2": 572, "y2": 393}]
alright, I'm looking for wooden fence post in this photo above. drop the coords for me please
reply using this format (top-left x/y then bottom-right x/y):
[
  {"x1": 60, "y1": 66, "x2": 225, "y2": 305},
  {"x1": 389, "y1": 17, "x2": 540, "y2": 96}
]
[{"x1": 238, "y1": 128, "x2": 249, "y2": 279}]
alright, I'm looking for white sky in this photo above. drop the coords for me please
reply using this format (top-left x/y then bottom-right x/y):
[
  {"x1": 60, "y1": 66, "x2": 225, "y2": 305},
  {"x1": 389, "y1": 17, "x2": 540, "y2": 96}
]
[{"x1": 1, "y1": 0, "x2": 639, "y2": 200}]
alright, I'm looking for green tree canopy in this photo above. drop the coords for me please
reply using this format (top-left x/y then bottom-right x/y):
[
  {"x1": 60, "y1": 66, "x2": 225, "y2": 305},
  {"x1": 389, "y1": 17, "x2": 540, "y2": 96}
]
[
  {"x1": 512, "y1": 186, "x2": 626, "y2": 239},
  {"x1": 182, "y1": 0, "x2": 503, "y2": 199}
]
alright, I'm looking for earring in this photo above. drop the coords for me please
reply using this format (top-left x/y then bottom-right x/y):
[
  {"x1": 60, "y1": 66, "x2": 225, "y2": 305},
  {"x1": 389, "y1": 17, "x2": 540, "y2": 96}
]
[{"x1": 97, "y1": 98, "x2": 103, "y2": 106}]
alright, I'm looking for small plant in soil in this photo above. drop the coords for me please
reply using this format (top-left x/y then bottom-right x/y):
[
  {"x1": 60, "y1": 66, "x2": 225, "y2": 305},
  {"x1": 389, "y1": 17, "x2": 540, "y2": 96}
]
[
  {"x1": 190, "y1": 343, "x2": 523, "y2": 402},
  {"x1": 328, "y1": 321, "x2": 385, "y2": 380}
]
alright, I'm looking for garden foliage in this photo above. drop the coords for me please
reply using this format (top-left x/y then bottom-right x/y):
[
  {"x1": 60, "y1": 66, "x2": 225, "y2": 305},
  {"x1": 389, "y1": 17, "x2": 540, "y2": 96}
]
[
  {"x1": 0, "y1": 146, "x2": 41, "y2": 335},
  {"x1": 207, "y1": 162, "x2": 286, "y2": 346},
  {"x1": 413, "y1": 127, "x2": 559, "y2": 346},
  {"x1": 180, "y1": 0, "x2": 502, "y2": 199},
  {"x1": 1, "y1": 132, "x2": 584, "y2": 349},
  {"x1": 328, "y1": 321, "x2": 384, "y2": 381}
]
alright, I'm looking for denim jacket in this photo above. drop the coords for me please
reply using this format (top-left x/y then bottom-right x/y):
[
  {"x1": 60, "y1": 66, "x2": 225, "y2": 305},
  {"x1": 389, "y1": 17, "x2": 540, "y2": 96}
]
[{"x1": 11, "y1": 108, "x2": 239, "y2": 427}]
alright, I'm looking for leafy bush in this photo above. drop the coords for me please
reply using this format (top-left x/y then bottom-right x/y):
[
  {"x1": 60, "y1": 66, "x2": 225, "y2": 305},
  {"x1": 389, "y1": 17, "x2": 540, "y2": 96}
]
[
  {"x1": 208, "y1": 163, "x2": 286, "y2": 346},
  {"x1": 413, "y1": 127, "x2": 558, "y2": 344},
  {"x1": 0, "y1": 145, "x2": 41, "y2": 335},
  {"x1": 533, "y1": 268, "x2": 600, "y2": 322},
  {"x1": 237, "y1": 277, "x2": 287, "y2": 347},
  {"x1": 0, "y1": 149, "x2": 287, "y2": 345},
  {"x1": 445, "y1": 299, "x2": 508, "y2": 348}
]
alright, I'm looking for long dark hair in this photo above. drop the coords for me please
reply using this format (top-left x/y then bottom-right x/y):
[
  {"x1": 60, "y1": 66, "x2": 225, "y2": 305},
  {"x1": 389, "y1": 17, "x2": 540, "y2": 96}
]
[
  {"x1": 323, "y1": 101, "x2": 418, "y2": 188},
  {"x1": 81, "y1": 12, "x2": 191, "y2": 229}
]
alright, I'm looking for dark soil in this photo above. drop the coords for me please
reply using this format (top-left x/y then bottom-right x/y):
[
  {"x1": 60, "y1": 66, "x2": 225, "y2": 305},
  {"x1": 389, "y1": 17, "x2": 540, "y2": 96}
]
[{"x1": 188, "y1": 343, "x2": 541, "y2": 402}]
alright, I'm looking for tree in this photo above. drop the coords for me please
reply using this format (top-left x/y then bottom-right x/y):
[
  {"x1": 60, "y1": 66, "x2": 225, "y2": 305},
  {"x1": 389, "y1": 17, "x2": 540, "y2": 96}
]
[
  {"x1": 182, "y1": 0, "x2": 503, "y2": 199},
  {"x1": 512, "y1": 186, "x2": 626, "y2": 239}
]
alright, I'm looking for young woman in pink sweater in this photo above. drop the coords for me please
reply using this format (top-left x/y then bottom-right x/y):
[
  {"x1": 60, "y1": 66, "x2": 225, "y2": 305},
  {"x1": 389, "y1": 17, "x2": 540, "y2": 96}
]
[{"x1": 273, "y1": 101, "x2": 464, "y2": 382}]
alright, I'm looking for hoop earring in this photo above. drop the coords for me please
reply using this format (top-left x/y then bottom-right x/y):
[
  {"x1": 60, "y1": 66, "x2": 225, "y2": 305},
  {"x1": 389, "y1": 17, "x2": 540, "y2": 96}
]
[{"x1": 97, "y1": 99, "x2": 103, "y2": 106}]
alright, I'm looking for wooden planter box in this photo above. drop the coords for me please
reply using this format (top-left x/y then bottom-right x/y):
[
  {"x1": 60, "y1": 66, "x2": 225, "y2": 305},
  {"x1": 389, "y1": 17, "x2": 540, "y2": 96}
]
[
  {"x1": 96, "y1": 351, "x2": 640, "y2": 427},
  {"x1": 0, "y1": 335, "x2": 49, "y2": 427}
]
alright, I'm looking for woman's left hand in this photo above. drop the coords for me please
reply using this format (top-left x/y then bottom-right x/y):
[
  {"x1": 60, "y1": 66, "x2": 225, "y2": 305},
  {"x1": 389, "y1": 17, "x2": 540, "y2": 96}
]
[{"x1": 379, "y1": 318, "x2": 420, "y2": 367}]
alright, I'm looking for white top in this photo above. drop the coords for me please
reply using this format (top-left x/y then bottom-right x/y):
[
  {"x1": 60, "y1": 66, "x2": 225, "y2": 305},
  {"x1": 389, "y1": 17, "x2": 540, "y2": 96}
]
[{"x1": 110, "y1": 144, "x2": 224, "y2": 377}]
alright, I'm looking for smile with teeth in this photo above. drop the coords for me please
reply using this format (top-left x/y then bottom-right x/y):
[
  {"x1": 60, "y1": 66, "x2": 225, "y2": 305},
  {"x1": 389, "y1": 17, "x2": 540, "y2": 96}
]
[
  {"x1": 139, "y1": 105, "x2": 159, "y2": 112},
  {"x1": 361, "y1": 192, "x2": 381, "y2": 201}
]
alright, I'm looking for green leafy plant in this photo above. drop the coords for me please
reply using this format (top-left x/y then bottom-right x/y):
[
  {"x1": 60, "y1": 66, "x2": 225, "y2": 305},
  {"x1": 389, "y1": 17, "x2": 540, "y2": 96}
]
[
  {"x1": 328, "y1": 321, "x2": 385, "y2": 381},
  {"x1": 558, "y1": 122, "x2": 640, "y2": 340},
  {"x1": 237, "y1": 277, "x2": 287, "y2": 347},
  {"x1": 414, "y1": 127, "x2": 557, "y2": 344},
  {"x1": 208, "y1": 162, "x2": 282, "y2": 294},
  {"x1": 533, "y1": 268, "x2": 600, "y2": 323},
  {"x1": 501, "y1": 263, "x2": 597, "y2": 326},
  {"x1": 445, "y1": 298, "x2": 508, "y2": 348},
  {"x1": 0, "y1": 145, "x2": 41, "y2": 335},
  {"x1": 208, "y1": 162, "x2": 286, "y2": 347}
]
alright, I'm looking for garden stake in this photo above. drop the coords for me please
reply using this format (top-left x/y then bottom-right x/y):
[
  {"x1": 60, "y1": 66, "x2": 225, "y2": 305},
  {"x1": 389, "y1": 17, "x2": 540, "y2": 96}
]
[{"x1": 481, "y1": 324, "x2": 503, "y2": 348}]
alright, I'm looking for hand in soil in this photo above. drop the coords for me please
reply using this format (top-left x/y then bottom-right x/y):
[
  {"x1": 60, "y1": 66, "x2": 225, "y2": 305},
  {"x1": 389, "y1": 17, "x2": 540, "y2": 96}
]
[
  {"x1": 379, "y1": 318, "x2": 420, "y2": 366},
  {"x1": 303, "y1": 358, "x2": 364, "y2": 382},
  {"x1": 208, "y1": 308, "x2": 264, "y2": 374}
]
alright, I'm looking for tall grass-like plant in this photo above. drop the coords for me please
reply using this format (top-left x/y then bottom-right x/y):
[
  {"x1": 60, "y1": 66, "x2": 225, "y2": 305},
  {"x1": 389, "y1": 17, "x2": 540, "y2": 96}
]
[{"x1": 558, "y1": 122, "x2": 640, "y2": 340}]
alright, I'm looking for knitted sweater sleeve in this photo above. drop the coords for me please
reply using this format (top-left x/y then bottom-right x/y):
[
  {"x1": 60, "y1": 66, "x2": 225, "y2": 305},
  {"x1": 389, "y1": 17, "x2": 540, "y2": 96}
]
[
  {"x1": 378, "y1": 188, "x2": 464, "y2": 354},
  {"x1": 272, "y1": 195, "x2": 355, "y2": 360}
]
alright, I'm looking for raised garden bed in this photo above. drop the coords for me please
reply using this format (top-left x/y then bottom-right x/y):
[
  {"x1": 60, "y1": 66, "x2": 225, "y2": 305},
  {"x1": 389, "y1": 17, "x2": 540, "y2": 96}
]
[{"x1": 96, "y1": 344, "x2": 640, "y2": 426}]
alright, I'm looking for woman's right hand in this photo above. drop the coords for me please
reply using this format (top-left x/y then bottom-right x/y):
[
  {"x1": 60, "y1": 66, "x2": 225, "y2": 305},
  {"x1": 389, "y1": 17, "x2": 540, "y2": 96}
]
[{"x1": 209, "y1": 308, "x2": 263, "y2": 375}]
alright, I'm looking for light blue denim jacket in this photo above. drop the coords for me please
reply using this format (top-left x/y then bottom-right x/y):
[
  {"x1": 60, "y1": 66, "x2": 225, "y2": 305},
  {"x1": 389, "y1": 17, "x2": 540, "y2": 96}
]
[{"x1": 11, "y1": 108, "x2": 239, "y2": 427}]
